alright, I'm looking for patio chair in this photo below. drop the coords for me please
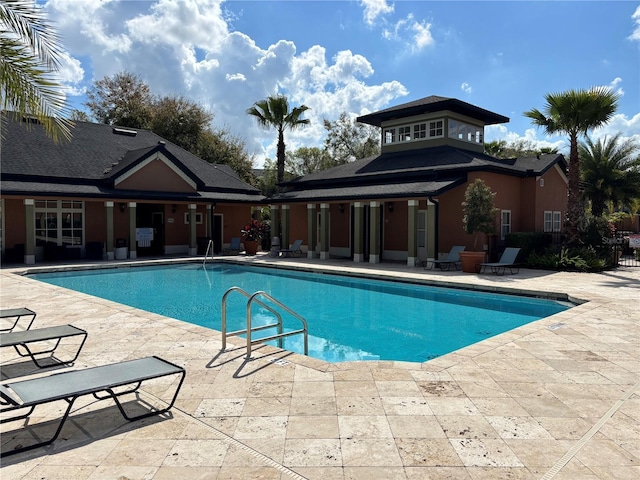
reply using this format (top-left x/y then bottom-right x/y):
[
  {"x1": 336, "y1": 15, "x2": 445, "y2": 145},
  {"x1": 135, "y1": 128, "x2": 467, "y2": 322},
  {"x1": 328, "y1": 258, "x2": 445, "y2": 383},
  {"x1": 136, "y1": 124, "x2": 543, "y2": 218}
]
[
  {"x1": 0, "y1": 324, "x2": 88, "y2": 368},
  {"x1": 0, "y1": 308, "x2": 36, "y2": 333},
  {"x1": 423, "y1": 246, "x2": 466, "y2": 271},
  {"x1": 479, "y1": 247, "x2": 521, "y2": 275},
  {"x1": 280, "y1": 239, "x2": 303, "y2": 258},
  {"x1": 0, "y1": 355, "x2": 185, "y2": 457},
  {"x1": 222, "y1": 237, "x2": 242, "y2": 255}
]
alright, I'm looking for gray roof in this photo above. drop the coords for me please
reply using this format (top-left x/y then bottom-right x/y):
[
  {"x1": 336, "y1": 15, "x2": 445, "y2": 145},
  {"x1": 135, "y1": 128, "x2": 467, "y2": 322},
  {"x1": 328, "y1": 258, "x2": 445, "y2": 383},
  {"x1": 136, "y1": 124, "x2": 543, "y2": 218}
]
[
  {"x1": 357, "y1": 95, "x2": 509, "y2": 127},
  {"x1": 1, "y1": 112, "x2": 263, "y2": 203},
  {"x1": 272, "y1": 146, "x2": 565, "y2": 202}
]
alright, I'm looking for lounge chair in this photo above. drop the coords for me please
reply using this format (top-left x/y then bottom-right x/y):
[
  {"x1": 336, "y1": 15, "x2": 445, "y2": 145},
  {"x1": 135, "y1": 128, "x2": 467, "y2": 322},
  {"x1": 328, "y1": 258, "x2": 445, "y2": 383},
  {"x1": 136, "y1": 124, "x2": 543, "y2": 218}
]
[
  {"x1": 0, "y1": 324, "x2": 88, "y2": 368},
  {"x1": 0, "y1": 355, "x2": 185, "y2": 457},
  {"x1": 222, "y1": 237, "x2": 242, "y2": 255},
  {"x1": 280, "y1": 239, "x2": 303, "y2": 257},
  {"x1": 0, "y1": 308, "x2": 36, "y2": 333},
  {"x1": 423, "y1": 246, "x2": 466, "y2": 271},
  {"x1": 479, "y1": 247, "x2": 521, "y2": 275}
]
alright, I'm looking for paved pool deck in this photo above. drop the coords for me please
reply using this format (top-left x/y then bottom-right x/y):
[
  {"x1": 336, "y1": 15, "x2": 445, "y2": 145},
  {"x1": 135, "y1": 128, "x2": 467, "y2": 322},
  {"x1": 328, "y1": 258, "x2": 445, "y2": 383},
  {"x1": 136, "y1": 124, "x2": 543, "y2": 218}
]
[{"x1": 0, "y1": 256, "x2": 638, "y2": 479}]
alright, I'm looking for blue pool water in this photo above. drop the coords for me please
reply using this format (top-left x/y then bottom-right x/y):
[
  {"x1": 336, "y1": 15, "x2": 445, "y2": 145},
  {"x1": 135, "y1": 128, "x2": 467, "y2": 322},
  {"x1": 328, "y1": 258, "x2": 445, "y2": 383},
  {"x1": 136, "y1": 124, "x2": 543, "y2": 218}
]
[{"x1": 31, "y1": 263, "x2": 570, "y2": 363}]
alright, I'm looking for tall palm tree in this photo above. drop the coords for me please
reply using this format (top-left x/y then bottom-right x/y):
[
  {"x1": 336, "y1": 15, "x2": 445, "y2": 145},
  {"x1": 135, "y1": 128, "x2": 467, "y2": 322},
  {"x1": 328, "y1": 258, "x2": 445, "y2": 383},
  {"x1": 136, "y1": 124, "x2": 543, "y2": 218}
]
[
  {"x1": 247, "y1": 95, "x2": 309, "y2": 184},
  {"x1": 579, "y1": 133, "x2": 640, "y2": 217},
  {"x1": 1, "y1": 0, "x2": 72, "y2": 141},
  {"x1": 524, "y1": 87, "x2": 620, "y2": 242}
]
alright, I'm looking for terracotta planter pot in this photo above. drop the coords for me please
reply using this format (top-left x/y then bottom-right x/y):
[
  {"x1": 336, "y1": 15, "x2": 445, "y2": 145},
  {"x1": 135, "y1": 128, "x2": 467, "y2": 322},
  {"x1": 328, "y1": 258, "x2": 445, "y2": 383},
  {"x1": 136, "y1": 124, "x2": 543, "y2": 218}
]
[
  {"x1": 244, "y1": 240, "x2": 259, "y2": 255},
  {"x1": 458, "y1": 251, "x2": 486, "y2": 273}
]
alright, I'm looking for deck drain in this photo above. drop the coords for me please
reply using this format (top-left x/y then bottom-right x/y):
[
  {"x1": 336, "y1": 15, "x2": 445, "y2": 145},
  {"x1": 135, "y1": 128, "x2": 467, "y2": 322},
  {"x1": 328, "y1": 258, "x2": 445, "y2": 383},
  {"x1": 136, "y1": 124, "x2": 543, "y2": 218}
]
[
  {"x1": 268, "y1": 358, "x2": 290, "y2": 366},
  {"x1": 547, "y1": 322, "x2": 566, "y2": 330}
]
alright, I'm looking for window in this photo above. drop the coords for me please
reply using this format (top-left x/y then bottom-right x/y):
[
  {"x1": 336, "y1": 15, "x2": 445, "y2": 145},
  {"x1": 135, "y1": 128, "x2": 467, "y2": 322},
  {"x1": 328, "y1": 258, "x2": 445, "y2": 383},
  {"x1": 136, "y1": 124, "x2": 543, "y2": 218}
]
[
  {"x1": 383, "y1": 128, "x2": 396, "y2": 144},
  {"x1": 398, "y1": 126, "x2": 411, "y2": 142},
  {"x1": 184, "y1": 212, "x2": 203, "y2": 224},
  {"x1": 501, "y1": 210, "x2": 511, "y2": 240},
  {"x1": 413, "y1": 123, "x2": 426, "y2": 139},
  {"x1": 544, "y1": 211, "x2": 562, "y2": 232},
  {"x1": 35, "y1": 200, "x2": 84, "y2": 246},
  {"x1": 429, "y1": 120, "x2": 443, "y2": 138}
]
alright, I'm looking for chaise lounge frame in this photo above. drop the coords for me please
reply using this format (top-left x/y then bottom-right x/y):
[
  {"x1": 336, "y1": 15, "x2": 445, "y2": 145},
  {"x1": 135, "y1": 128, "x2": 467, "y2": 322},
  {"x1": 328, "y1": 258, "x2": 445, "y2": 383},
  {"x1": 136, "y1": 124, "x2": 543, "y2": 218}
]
[
  {"x1": 0, "y1": 356, "x2": 185, "y2": 457},
  {"x1": 0, "y1": 324, "x2": 88, "y2": 368},
  {"x1": 0, "y1": 308, "x2": 37, "y2": 333}
]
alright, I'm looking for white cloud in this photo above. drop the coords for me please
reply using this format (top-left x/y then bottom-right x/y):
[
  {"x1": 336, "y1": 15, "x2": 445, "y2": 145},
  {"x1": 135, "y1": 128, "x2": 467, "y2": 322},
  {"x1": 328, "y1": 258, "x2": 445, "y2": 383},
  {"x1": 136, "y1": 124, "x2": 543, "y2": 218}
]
[
  {"x1": 629, "y1": 6, "x2": 640, "y2": 41},
  {"x1": 460, "y1": 82, "x2": 472, "y2": 94},
  {"x1": 44, "y1": 0, "x2": 411, "y2": 166},
  {"x1": 360, "y1": 0, "x2": 394, "y2": 25},
  {"x1": 383, "y1": 14, "x2": 434, "y2": 53}
]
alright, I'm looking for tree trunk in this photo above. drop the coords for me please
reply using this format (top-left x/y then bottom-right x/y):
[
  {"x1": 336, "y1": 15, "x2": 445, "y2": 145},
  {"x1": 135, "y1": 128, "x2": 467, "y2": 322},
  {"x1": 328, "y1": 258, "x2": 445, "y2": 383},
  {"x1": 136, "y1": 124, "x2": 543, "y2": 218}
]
[
  {"x1": 277, "y1": 128, "x2": 286, "y2": 185},
  {"x1": 566, "y1": 133, "x2": 583, "y2": 244}
]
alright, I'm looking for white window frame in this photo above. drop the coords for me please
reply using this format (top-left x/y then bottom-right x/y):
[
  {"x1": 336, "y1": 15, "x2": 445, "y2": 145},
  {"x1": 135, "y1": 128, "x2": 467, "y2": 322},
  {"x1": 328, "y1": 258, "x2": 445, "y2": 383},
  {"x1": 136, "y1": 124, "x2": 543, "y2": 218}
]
[
  {"x1": 35, "y1": 200, "x2": 84, "y2": 246},
  {"x1": 184, "y1": 212, "x2": 203, "y2": 225},
  {"x1": 500, "y1": 210, "x2": 511, "y2": 240},
  {"x1": 544, "y1": 210, "x2": 562, "y2": 232}
]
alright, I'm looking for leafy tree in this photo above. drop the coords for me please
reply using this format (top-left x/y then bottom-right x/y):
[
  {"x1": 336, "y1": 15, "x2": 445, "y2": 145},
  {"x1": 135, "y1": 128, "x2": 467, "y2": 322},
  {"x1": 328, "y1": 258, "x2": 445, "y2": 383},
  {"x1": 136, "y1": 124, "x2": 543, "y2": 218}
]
[
  {"x1": 85, "y1": 71, "x2": 153, "y2": 128},
  {"x1": 149, "y1": 95, "x2": 213, "y2": 153},
  {"x1": 579, "y1": 133, "x2": 640, "y2": 217},
  {"x1": 524, "y1": 87, "x2": 620, "y2": 242},
  {"x1": 286, "y1": 147, "x2": 333, "y2": 176},
  {"x1": 1, "y1": 0, "x2": 72, "y2": 141},
  {"x1": 484, "y1": 139, "x2": 559, "y2": 159},
  {"x1": 462, "y1": 178, "x2": 498, "y2": 250},
  {"x1": 323, "y1": 112, "x2": 380, "y2": 163},
  {"x1": 196, "y1": 128, "x2": 256, "y2": 185},
  {"x1": 246, "y1": 95, "x2": 310, "y2": 185}
]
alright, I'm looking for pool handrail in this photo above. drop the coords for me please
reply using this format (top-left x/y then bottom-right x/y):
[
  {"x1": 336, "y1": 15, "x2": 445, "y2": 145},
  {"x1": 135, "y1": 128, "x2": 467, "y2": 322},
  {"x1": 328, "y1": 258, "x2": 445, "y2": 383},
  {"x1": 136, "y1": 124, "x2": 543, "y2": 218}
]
[{"x1": 220, "y1": 286, "x2": 308, "y2": 359}]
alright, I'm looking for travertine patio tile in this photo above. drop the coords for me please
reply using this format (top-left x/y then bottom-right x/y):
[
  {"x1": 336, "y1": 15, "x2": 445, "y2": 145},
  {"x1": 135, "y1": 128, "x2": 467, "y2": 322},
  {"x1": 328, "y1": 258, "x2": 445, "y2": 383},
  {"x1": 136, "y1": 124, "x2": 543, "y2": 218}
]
[
  {"x1": 338, "y1": 415, "x2": 393, "y2": 438},
  {"x1": 396, "y1": 438, "x2": 463, "y2": 466},
  {"x1": 286, "y1": 415, "x2": 339, "y2": 438},
  {"x1": 387, "y1": 415, "x2": 447, "y2": 438},
  {"x1": 341, "y1": 438, "x2": 403, "y2": 466},
  {"x1": 283, "y1": 438, "x2": 343, "y2": 467}
]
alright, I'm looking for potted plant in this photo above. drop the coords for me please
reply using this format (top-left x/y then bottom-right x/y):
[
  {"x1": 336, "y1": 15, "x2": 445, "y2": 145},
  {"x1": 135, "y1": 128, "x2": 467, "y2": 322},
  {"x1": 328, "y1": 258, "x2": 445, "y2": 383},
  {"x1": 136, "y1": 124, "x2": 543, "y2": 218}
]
[
  {"x1": 241, "y1": 218, "x2": 267, "y2": 255},
  {"x1": 459, "y1": 179, "x2": 498, "y2": 272}
]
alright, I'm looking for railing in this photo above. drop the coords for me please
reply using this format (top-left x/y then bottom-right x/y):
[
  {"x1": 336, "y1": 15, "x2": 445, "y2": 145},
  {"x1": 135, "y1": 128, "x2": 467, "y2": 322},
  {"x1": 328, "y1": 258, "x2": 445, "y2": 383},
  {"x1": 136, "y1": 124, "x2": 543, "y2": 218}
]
[
  {"x1": 202, "y1": 239, "x2": 214, "y2": 268},
  {"x1": 221, "y1": 286, "x2": 308, "y2": 358}
]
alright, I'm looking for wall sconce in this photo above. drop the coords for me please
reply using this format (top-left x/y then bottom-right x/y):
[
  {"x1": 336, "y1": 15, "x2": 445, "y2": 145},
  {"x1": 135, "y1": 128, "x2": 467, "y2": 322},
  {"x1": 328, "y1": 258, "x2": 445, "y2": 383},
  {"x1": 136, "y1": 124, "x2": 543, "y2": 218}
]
[
  {"x1": 171, "y1": 204, "x2": 177, "y2": 214},
  {"x1": 387, "y1": 202, "x2": 394, "y2": 213},
  {"x1": 339, "y1": 204, "x2": 345, "y2": 214},
  {"x1": 119, "y1": 203, "x2": 126, "y2": 213}
]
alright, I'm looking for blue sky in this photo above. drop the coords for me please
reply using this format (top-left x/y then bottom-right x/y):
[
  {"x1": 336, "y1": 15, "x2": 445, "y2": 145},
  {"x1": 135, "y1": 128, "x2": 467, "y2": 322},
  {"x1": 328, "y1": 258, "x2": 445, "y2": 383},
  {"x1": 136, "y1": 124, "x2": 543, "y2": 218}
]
[{"x1": 46, "y1": 0, "x2": 640, "y2": 166}]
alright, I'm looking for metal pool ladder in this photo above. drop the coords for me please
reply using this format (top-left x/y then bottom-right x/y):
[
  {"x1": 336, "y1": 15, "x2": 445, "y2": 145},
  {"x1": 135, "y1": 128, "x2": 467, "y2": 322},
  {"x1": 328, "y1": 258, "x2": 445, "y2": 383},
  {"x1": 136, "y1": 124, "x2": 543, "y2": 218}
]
[
  {"x1": 202, "y1": 239, "x2": 214, "y2": 268},
  {"x1": 221, "y1": 286, "x2": 309, "y2": 358}
]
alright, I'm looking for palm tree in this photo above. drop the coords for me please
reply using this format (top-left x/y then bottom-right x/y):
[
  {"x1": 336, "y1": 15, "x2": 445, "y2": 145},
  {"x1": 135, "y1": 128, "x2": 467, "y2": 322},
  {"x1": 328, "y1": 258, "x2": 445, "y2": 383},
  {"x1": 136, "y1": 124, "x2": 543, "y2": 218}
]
[
  {"x1": 579, "y1": 133, "x2": 640, "y2": 217},
  {"x1": 524, "y1": 87, "x2": 620, "y2": 242},
  {"x1": 246, "y1": 95, "x2": 309, "y2": 184},
  {"x1": 1, "y1": 0, "x2": 72, "y2": 141}
]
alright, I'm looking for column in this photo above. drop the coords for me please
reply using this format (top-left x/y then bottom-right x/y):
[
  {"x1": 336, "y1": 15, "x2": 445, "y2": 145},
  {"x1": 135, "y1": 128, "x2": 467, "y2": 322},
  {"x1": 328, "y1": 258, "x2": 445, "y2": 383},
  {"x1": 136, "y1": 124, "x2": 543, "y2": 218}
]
[
  {"x1": 353, "y1": 202, "x2": 364, "y2": 262},
  {"x1": 369, "y1": 201, "x2": 381, "y2": 264},
  {"x1": 188, "y1": 203, "x2": 197, "y2": 255},
  {"x1": 105, "y1": 201, "x2": 114, "y2": 260},
  {"x1": 280, "y1": 205, "x2": 291, "y2": 248},
  {"x1": 128, "y1": 202, "x2": 137, "y2": 259},
  {"x1": 407, "y1": 200, "x2": 419, "y2": 266},
  {"x1": 24, "y1": 199, "x2": 35, "y2": 265},
  {"x1": 307, "y1": 203, "x2": 317, "y2": 259},
  {"x1": 270, "y1": 205, "x2": 280, "y2": 241},
  {"x1": 319, "y1": 203, "x2": 330, "y2": 260}
]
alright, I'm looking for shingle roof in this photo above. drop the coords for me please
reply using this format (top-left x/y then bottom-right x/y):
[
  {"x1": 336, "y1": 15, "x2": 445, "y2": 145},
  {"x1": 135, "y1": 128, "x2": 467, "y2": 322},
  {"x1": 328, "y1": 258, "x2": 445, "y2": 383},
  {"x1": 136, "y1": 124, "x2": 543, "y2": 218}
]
[
  {"x1": 1, "y1": 112, "x2": 263, "y2": 203},
  {"x1": 272, "y1": 146, "x2": 565, "y2": 202},
  {"x1": 357, "y1": 95, "x2": 509, "y2": 127}
]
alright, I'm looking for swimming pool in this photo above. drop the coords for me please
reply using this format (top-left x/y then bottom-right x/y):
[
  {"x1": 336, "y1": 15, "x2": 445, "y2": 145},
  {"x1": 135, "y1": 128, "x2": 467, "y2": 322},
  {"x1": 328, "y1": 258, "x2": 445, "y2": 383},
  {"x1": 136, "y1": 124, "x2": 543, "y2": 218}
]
[{"x1": 31, "y1": 263, "x2": 571, "y2": 363}]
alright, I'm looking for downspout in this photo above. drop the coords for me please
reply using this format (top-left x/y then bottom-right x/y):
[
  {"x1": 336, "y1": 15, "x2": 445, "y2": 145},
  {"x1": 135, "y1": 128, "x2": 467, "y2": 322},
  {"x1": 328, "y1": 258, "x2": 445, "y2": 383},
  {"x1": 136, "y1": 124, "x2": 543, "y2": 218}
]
[{"x1": 428, "y1": 196, "x2": 439, "y2": 259}]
